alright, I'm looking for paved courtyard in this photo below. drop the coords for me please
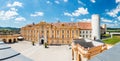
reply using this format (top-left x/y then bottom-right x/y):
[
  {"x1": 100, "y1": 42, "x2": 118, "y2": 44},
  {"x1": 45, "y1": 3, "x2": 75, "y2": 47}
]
[{"x1": 7, "y1": 41, "x2": 72, "y2": 61}]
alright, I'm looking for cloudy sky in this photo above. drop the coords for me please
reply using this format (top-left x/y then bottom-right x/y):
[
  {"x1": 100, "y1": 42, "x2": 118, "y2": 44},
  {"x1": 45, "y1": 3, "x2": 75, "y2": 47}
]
[{"x1": 0, "y1": 0, "x2": 120, "y2": 28}]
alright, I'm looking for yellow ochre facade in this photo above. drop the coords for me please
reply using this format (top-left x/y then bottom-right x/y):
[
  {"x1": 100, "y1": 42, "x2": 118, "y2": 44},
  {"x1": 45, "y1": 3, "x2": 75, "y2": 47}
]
[{"x1": 21, "y1": 21, "x2": 106, "y2": 45}]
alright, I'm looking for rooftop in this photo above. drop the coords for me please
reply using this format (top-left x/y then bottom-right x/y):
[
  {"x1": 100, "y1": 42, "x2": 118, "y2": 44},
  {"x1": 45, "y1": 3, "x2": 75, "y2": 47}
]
[
  {"x1": 24, "y1": 22, "x2": 92, "y2": 30},
  {"x1": 73, "y1": 38, "x2": 104, "y2": 48}
]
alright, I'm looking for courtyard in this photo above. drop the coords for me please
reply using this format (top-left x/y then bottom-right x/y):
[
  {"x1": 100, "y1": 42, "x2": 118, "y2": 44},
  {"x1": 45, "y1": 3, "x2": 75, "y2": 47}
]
[{"x1": 7, "y1": 41, "x2": 72, "y2": 61}]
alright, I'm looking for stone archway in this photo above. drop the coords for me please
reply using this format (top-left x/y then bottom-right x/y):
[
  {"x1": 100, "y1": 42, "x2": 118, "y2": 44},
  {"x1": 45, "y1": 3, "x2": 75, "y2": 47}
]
[
  {"x1": 8, "y1": 39, "x2": 12, "y2": 43},
  {"x1": 39, "y1": 37, "x2": 47, "y2": 45},
  {"x1": 41, "y1": 39, "x2": 44, "y2": 44},
  {"x1": 13, "y1": 38, "x2": 16, "y2": 43},
  {"x1": 3, "y1": 39, "x2": 6, "y2": 43}
]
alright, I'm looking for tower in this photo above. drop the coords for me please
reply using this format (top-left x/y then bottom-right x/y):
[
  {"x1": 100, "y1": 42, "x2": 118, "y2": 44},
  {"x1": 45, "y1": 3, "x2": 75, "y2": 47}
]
[
  {"x1": 102, "y1": 24, "x2": 107, "y2": 34},
  {"x1": 91, "y1": 14, "x2": 100, "y2": 40}
]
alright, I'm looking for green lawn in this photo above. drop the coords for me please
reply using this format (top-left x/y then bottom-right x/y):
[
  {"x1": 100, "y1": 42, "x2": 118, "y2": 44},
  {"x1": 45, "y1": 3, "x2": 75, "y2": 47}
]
[
  {"x1": 103, "y1": 36, "x2": 120, "y2": 45},
  {"x1": 107, "y1": 30, "x2": 120, "y2": 32}
]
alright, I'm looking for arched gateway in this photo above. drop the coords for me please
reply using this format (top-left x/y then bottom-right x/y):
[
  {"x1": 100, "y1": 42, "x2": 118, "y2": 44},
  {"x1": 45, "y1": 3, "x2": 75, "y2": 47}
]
[
  {"x1": 41, "y1": 39, "x2": 44, "y2": 44},
  {"x1": 39, "y1": 37, "x2": 46, "y2": 44}
]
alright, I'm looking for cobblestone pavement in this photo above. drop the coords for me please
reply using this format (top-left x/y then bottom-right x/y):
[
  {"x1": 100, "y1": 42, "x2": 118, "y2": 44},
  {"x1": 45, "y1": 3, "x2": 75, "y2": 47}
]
[{"x1": 7, "y1": 41, "x2": 72, "y2": 61}]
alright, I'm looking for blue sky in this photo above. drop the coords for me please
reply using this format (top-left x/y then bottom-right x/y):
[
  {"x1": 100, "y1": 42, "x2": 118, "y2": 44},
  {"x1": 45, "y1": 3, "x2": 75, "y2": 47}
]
[{"x1": 0, "y1": 0, "x2": 120, "y2": 28}]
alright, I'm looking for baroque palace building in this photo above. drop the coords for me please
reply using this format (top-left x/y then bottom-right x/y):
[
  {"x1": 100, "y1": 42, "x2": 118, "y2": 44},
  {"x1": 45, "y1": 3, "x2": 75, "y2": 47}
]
[{"x1": 21, "y1": 14, "x2": 106, "y2": 45}]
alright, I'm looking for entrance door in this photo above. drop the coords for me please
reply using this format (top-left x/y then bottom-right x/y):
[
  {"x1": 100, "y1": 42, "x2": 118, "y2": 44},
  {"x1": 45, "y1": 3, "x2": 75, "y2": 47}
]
[{"x1": 41, "y1": 39, "x2": 44, "y2": 44}]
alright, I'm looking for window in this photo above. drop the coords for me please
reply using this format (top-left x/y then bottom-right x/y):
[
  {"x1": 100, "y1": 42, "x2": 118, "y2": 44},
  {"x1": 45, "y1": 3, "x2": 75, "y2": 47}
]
[
  {"x1": 47, "y1": 31, "x2": 49, "y2": 33},
  {"x1": 67, "y1": 35, "x2": 69, "y2": 38},
  {"x1": 86, "y1": 35, "x2": 88, "y2": 38},
  {"x1": 80, "y1": 35, "x2": 81, "y2": 37},
  {"x1": 90, "y1": 35, "x2": 91, "y2": 37},
  {"x1": 86, "y1": 31, "x2": 88, "y2": 33},
  {"x1": 83, "y1": 31, "x2": 84, "y2": 33},
  {"x1": 90, "y1": 31, "x2": 91, "y2": 33},
  {"x1": 80, "y1": 31, "x2": 81, "y2": 33},
  {"x1": 72, "y1": 30, "x2": 74, "y2": 38},
  {"x1": 67, "y1": 30, "x2": 69, "y2": 34},
  {"x1": 62, "y1": 30, "x2": 64, "y2": 33},
  {"x1": 57, "y1": 30, "x2": 59, "y2": 34},
  {"x1": 62, "y1": 35, "x2": 64, "y2": 38},
  {"x1": 83, "y1": 35, "x2": 84, "y2": 38},
  {"x1": 72, "y1": 30, "x2": 74, "y2": 34}
]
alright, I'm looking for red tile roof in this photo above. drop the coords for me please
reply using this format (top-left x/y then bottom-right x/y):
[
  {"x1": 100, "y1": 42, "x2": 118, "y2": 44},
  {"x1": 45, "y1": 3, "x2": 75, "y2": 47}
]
[
  {"x1": 52, "y1": 22, "x2": 76, "y2": 27},
  {"x1": 24, "y1": 22, "x2": 92, "y2": 30},
  {"x1": 77, "y1": 22, "x2": 92, "y2": 30},
  {"x1": 52, "y1": 22, "x2": 92, "y2": 30}
]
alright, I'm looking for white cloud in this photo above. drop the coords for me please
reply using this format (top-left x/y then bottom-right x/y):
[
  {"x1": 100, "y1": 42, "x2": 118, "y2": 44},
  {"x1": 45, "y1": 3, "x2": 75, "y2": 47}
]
[
  {"x1": 46, "y1": 1, "x2": 52, "y2": 4},
  {"x1": 107, "y1": 4, "x2": 120, "y2": 17},
  {"x1": 114, "y1": 20, "x2": 118, "y2": 23},
  {"x1": 63, "y1": 0, "x2": 68, "y2": 2},
  {"x1": 72, "y1": 7, "x2": 89, "y2": 16},
  {"x1": 78, "y1": 18, "x2": 91, "y2": 22},
  {"x1": 46, "y1": 1, "x2": 50, "y2": 4},
  {"x1": 10, "y1": 8, "x2": 18, "y2": 11},
  {"x1": 15, "y1": 17, "x2": 26, "y2": 21},
  {"x1": 116, "y1": 0, "x2": 120, "y2": 3},
  {"x1": 0, "y1": 2, "x2": 25, "y2": 21},
  {"x1": 101, "y1": 18, "x2": 112, "y2": 23},
  {"x1": 7, "y1": 1, "x2": 23, "y2": 7},
  {"x1": 55, "y1": 18, "x2": 59, "y2": 20},
  {"x1": 117, "y1": 16, "x2": 120, "y2": 20},
  {"x1": 64, "y1": 7, "x2": 89, "y2": 17},
  {"x1": 31, "y1": 12, "x2": 44, "y2": 17},
  {"x1": 55, "y1": 1, "x2": 60, "y2": 4},
  {"x1": 14, "y1": 21, "x2": 19, "y2": 23},
  {"x1": 90, "y1": 0, "x2": 96, "y2": 3},
  {"x1": 106, "y1": 23, "x2": 119, "y2": 28},
  {"x1": 78, "y1": 0, "x2": 86, "y2": 6},
  {"x1": 64, "y1": 12, "x2": 72, "y2": 16},
  {"x1": 70, "y1": 18, "x2": 74, "y2": 21},
  {"x1": 0, "y1": 10, "x2": 18, "y2": 20},
  {"x1": 83, "y1": 19, "x2": 91, "y2": 22}
]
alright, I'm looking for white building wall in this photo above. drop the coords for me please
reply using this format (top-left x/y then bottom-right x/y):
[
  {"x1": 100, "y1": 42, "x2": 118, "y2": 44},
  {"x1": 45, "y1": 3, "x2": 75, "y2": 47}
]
[
  {"x1": 80, "y1": 30, "x2": 91, "y2": 39},
  {"x1": 92, "y1": 14, "x2": 100, "y2": 40}
]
